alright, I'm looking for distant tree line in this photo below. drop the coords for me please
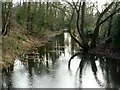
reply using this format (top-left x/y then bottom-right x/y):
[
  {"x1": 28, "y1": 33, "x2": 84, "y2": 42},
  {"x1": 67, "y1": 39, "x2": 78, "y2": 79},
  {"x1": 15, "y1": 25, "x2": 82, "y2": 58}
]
[{"x1": 1, "y1": 0, "x2": 120, "y2": 50}]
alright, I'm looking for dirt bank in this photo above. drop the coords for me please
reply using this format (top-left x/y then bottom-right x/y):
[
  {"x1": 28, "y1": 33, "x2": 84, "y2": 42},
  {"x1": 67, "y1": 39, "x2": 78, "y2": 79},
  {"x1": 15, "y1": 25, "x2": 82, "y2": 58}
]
[{"x1": 1, "y1": 26, "x2": 63, "y2": 69}]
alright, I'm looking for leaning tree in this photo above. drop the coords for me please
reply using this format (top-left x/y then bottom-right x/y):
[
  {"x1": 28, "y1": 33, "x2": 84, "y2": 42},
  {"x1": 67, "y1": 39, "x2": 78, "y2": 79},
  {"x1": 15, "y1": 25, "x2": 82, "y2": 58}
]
[{"x1": 51, "y1": 0, "x2": 120, "y2": 68}]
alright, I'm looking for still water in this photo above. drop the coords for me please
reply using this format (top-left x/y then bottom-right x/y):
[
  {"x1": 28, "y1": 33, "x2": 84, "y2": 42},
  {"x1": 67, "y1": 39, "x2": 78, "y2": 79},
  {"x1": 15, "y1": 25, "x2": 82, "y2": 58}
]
[{"x1": 2, "y1": 32, "x2": 120, "y2": 88}]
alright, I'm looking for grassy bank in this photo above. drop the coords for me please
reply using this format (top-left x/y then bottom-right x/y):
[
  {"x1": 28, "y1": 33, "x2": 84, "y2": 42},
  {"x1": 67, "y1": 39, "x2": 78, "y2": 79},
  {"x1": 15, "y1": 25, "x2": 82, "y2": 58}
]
[{"x1": 1, "y1": 26, "x2": 63, "y2": 69}]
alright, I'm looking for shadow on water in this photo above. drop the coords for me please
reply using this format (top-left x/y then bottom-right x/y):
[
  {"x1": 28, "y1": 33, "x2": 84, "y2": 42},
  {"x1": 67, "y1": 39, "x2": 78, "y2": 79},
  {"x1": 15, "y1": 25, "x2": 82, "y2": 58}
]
[
  {"x1": 72, "y1": 52, "x2": 120, "y2": 88},
  {"x1": 2, "y1": 32, "x2": 120, "y2": 88}
]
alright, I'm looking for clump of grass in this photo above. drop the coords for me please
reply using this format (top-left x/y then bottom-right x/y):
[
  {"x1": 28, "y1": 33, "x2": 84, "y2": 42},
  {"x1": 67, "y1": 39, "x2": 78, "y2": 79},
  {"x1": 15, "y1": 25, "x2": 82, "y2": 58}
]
[
  {"x1": 17, "y1": 35, "x2": 26, "y2": 41},
  {"x1": 3, "y1": 55, "x2": 14, "y2": 68}
]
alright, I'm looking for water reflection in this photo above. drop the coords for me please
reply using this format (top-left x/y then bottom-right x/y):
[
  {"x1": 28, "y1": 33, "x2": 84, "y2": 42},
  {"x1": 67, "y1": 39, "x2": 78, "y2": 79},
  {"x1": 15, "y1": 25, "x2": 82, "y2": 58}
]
[
  {"x1": 2, "y1": 32, "x2": 120, "y2": 88},
  {"x1": 74, "y1": 53, "x2": 120, "y2": 88},
  {"x1": 12, "y1": 59, "x2": 30, "y2": 88}
]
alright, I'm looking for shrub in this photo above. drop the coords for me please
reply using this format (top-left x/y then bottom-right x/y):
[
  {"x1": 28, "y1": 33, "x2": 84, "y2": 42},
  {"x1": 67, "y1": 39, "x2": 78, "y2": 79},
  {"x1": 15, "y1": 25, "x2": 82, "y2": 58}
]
[{"x1": 111, "y1": 14, "x2": 120, "y2": 49}]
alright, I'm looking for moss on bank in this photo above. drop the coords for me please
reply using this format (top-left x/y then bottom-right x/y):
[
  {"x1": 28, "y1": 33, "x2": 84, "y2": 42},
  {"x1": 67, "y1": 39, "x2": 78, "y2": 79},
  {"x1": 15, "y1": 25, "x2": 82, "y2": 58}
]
[{"x1": 1, "y1": 26, "x2": 63, "y2": 69}]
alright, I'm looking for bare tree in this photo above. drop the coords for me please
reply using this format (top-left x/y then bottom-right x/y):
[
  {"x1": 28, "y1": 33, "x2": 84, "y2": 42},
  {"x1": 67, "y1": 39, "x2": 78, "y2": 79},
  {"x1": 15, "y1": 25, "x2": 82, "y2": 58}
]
[{"x1": 91, "y1": 2, "x2": 120, "y2": 47}]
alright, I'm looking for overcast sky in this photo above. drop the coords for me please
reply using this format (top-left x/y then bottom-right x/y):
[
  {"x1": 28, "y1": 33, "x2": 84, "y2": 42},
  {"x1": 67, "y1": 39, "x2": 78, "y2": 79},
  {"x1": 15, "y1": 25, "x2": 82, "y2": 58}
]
[
  {"x1": 89, "y1": 0, "x2": 112, "y2": 12},
  {"x1": 12, "y1": 0, "x2": 112, "y2": 12}
]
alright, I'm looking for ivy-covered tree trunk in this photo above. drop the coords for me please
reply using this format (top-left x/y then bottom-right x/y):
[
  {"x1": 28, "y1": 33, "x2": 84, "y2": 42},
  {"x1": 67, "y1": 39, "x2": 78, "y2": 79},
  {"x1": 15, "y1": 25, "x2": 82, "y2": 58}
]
[
  {"x1": 2, "y1": 2, "x2": 12, "y2": 36},
  {"x1": 80, "y1": 2, "x2": 89, "y2": 51},
  {"x1": 2, "y1": 2, "x2": 6, "y2": 35},
  {"x1": 107, "y1": 17, "x2": 112, "y2": 37},
  {"x1": 27, "y1": 2, "x2": 33, "y2": 33}
]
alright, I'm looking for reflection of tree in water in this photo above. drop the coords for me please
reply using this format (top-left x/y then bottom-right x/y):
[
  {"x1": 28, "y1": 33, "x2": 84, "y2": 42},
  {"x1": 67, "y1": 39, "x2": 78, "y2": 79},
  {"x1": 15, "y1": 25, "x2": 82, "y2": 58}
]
[
  {"x1": 2, "y1": 63, "x2": 13, "y2": 88},
  {"x1": 26, "y1": 34, "x2": 65, "y2": 77},
  {"x1": 69, "y1": 53, "x2": 120, "y2": 88},
  {"x1": 3, "y1": 32, "x2": 120, "y2": 88},
  {"x1": 105, "y1": 58, "x2": 120, "y2": 88}
]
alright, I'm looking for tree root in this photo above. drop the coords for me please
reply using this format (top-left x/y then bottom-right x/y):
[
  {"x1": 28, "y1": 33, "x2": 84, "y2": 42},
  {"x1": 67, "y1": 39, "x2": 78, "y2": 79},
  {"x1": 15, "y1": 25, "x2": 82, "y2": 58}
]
[{"x1": 68, "y1": 52, "x2": 81, "y2": 69}]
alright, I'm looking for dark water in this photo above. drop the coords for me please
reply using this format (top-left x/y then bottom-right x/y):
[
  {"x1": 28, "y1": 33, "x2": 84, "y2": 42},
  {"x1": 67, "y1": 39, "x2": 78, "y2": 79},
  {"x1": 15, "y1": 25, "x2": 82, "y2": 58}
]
[{"x1": 2, "y1": 32, "x2": 120, "y2": 88}]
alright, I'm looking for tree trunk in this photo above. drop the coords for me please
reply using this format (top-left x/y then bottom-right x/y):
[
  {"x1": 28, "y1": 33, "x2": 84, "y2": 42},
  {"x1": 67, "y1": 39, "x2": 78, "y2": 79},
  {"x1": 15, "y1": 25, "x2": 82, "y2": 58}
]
[
  {"x1": 27, "y1": 1, "x2": 32, "y2": 33},
  {"x1": 2, "y1": 2, "x2": 5, "y2": 35},
  {"x1": 90, "y1": 25, "x2": 100, "y2": 48},
  {"x1": 2, "y1": 2, "x2": 12, "y2": 36},
  {"x1": 107, "y1": 17, "x2": 112, "y2": 37},
  {"x1": 80, "y1": 2, "x2": 89, "y2": 51}
]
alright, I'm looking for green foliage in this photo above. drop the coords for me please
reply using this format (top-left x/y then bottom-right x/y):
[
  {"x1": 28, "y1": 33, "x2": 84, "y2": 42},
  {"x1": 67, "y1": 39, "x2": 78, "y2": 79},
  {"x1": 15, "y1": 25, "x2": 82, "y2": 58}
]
[
  {"x1": 84, "y1": 27, "x2": 94, "y2": 38},
  {"x1": 15, "y1": 4, "x2": 27, "y2": 25},
  {"x1": 14, "y1": 2, "x2": 68, "y2": 33},
  {"x1": 111, "y1": 14, "x2": 120, "y2": 49}
]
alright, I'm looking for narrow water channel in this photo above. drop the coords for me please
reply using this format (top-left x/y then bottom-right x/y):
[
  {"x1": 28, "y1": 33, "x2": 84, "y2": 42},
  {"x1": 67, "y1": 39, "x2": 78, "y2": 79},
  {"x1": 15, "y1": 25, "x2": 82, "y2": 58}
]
[{"x1": 2, "y1": 32, "x2": 120, "y2": 88}]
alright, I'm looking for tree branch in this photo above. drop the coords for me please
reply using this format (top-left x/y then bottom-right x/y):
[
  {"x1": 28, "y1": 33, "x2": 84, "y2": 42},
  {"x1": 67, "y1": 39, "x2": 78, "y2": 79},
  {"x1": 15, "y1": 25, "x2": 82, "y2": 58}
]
[
  {"x1": 51, "y1": 3, "x2": 69, "y2": 19},
  {"x1": 91, "y1": 2, "x2": 115, "y2": 47},
  {"x1": 90, "y1": 4, "x2": 100, "y2": 15},
  {"x1": 62, "y1": 0, "x2": 74, "y2": 9},
  {"x1": 69, "y1": 10, "x2": 83, "y2": 48},
  {"x1": 68, "y1": 52, "x2": 81, "y2": 68},
  {"x1": 99, "y1": 7, "x2": 120, "y2": 26},
  {"x1": 99, "y1": 2, "x2": 115, "y2": 18}
]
